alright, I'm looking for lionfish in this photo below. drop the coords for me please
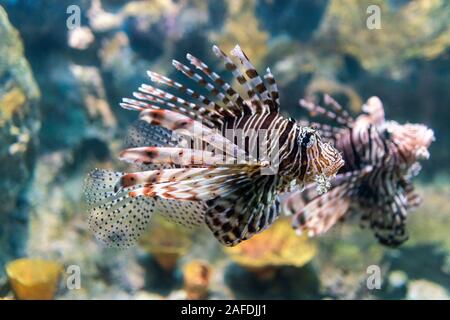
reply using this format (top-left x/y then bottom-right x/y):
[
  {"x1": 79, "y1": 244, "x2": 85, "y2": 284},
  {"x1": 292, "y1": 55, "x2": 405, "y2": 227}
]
[
  {"x1": 84, "y1": 44, "x2": 344, "y2": 248},
  {"x1": 284, "y1": 95, "x2": 435, "y2": 246}
]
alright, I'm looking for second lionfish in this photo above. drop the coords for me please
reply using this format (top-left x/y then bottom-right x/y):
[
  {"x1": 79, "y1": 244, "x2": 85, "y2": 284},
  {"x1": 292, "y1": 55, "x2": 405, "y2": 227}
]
[
  {"x1": 84, "y1": 44, "x2": 344, "y2": 248},
  {"x1": 285, "y1": 95, "x2": 434, "y2": 246}
]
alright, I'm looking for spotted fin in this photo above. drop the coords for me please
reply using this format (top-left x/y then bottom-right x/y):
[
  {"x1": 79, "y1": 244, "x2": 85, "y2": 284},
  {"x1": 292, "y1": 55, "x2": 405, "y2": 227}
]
[
  {"x1": 154, "y1": 199, "x2": 206, "y2": 228},
  {"x1": 125, "y1": 119, "x2": 173, "y2": 149},
  {"x1": 84, "y1": 169, "x2": 155, "y2": 248}
]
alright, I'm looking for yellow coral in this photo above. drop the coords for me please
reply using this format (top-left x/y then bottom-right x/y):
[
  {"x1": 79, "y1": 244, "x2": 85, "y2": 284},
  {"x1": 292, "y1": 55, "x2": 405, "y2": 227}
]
[
  {"x1": 183, "y1": 260, "x2": 212, "y2": 300},
  {"x1": 6, "y1": 258, "x2": 63, "y2": 300},
  {"x1": 139, "y1": 216, "x2": 193, "y2": 271},
  {"x1": 0, "y1": 87, "x2": 26, "y2": 124},
  {"x1": 225, "y1": 217, "x2": 317, "y2": 269},
  {"x1": 319, "y1": 0, "x2": 450, "y2": 72},
  {"x1": 122, "y1": 0, "x2": 177, "y2": 20}
]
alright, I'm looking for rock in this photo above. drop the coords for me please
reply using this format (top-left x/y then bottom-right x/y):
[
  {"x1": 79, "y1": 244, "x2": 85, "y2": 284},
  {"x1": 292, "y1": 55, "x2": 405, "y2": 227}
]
[{"x1": 0, "y1": 5, "x2": 40, "y2": 281}]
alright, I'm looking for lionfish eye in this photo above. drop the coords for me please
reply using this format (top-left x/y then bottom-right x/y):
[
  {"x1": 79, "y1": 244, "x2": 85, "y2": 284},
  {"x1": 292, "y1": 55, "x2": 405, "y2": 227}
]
[
  {"x1": 300, "y1": 131, "x2": 316, "y2": 148},
  {"x1": 382, "y1": 128, "x2": 392, "y2": 140}
]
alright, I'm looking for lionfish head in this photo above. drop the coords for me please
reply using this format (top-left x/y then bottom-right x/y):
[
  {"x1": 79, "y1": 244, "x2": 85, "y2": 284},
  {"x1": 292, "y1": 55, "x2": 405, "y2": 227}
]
[
  {"x1": 382, "y1": 121, "x2": 435, "y2": 165},
  {"x1": 298, "y1": 128, "x2": 344, "y2": 194}
]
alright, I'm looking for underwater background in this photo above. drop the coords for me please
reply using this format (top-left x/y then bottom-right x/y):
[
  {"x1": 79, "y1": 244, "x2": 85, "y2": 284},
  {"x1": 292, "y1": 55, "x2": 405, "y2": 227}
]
[{"x1": 0, "y1": 0, "x2": 449, "y2": 300}]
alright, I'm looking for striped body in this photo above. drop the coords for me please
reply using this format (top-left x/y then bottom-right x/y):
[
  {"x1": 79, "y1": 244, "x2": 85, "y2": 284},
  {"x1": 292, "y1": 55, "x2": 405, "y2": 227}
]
[
  {"x1": 286, "y1": 96, "x2": 434, "y2": 247},
  {"x1": 84, "y1": 45, "x2": 344, "y2": 248}
]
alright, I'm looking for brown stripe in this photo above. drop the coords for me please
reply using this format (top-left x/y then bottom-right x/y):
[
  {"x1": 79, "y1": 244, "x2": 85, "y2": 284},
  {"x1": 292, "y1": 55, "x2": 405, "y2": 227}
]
[
  {"x1": 246, "y1": 69, "x2": 258, "y2": 78},
  {"x1": 256, "y1": 82, "x2": 266, "y2": 94},
  {"x1": 225, "y1": 63, "x2": 236, "y2": 71},
  {"x1": 204, "y1": 67, "x2": 212, "y2": 75},
  {"x1": 260, "y1": 113, "x2": 279, "y2": 130},
  {"x1": 299, "y1": 145, "x2": 308, "y2": 182},
  {"x1": 237, "y1": 75, "x2": 246, "y2": 84},
  {"x1": 215, "y1": 78, "x2": 225, "y2": 86},
  {"x1": 226, "y1": 88, "x2": 235, "y2": 95}
]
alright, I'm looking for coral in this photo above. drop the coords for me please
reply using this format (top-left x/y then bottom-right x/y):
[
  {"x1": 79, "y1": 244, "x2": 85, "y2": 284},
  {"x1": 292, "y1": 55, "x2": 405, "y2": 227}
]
[
  {"x1": 6, "y1": 258, "x2": 63, "y2": 300},
  {"x1": 122, "y1": 0, "x2": 177, "y2": 20},
  {"x1": 0, "y1": 87, "x2": 26, "y2": 125},
  {"x1": 183, "y1": 260, "x2": 212, "y2": 300},
  {"x1": 318, "y1": 0, "x2": 450, "y2": 72},
  {"x1": 139, "y1": 216, "x2": 193, "y2": 272},
  {"x1": 225, "y1": 218, "x2": 317, "y2": 279}
]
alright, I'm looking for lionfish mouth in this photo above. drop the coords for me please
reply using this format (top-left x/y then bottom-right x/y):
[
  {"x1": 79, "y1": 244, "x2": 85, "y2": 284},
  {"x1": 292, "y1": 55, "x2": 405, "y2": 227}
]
[
  {"x1": 314, "y1": 154, "x2": 345, "y2": 195},
  {"x1": 325, "y1": 156, "x2": 345, "y2": 177},
  {"x1": 415, "y1": 147, "x2": 430, "y2": 160},
  {"x1": 416, "y1": 128, "x2": 435, "y2": 160}
]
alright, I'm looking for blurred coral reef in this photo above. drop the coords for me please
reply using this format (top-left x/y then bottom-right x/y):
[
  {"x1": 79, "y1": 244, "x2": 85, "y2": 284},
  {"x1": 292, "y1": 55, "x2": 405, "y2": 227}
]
[
  {"x1": 0, "y1": 0, "x2": 449, "y2": 299},
  {"x1": 139, "y1": 216, "x2": 193, "y2": 272}
]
